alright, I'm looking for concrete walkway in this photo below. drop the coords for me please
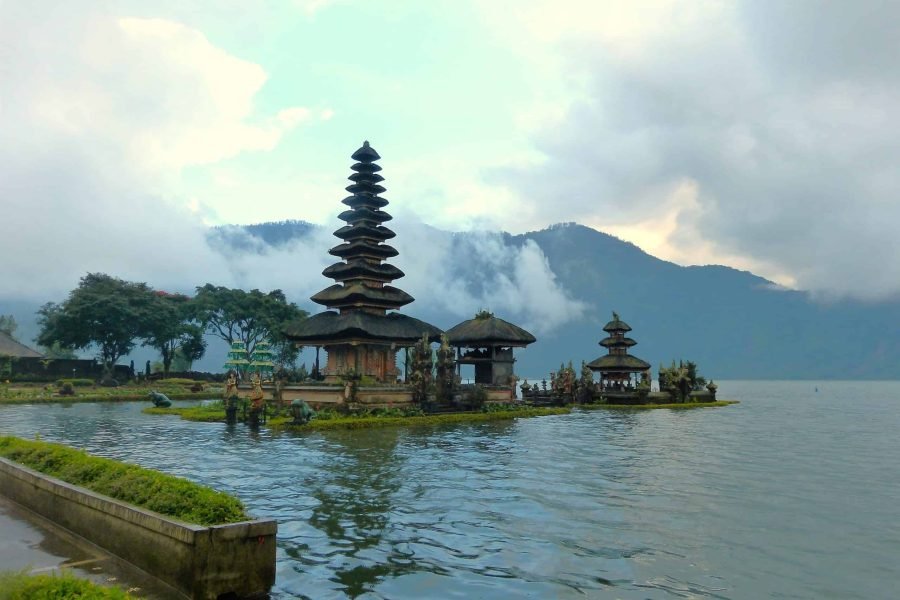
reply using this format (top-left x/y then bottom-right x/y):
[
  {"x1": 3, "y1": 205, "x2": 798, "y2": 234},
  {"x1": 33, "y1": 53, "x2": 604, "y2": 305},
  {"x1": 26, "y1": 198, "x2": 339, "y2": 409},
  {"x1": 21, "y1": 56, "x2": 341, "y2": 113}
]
[{"x1": 0, "y1": 495, "x2": 177, "y2": 598}]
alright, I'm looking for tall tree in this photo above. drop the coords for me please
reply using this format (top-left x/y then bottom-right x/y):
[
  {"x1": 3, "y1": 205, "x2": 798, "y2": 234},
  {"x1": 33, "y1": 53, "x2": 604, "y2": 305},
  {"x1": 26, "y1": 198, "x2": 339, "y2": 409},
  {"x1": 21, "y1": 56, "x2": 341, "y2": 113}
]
[
  {"x1": 37, "y1": 273, "x2": 158, "y2": 377},
  {"x1": 143, "y1": 292, "x2": 206, "y2": 376},
  {"x1": 0, "y1": 315, "x2": 18, "y2": 340},
  {"x1": 192, "y1": 284, "x2": 307, "y2": 357}
]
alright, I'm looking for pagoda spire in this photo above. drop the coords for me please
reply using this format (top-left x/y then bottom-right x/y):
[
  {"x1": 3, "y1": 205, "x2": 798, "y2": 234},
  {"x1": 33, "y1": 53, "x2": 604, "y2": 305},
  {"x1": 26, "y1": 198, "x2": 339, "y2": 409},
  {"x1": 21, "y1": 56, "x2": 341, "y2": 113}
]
[{"x1": 311, "y1": 141, "x2": 414, "y2": 313}]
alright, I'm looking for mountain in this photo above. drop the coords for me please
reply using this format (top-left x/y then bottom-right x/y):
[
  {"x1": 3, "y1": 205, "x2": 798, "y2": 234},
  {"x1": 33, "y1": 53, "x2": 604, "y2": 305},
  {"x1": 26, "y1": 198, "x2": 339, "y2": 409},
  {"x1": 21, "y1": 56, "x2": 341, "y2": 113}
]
[
  {"x1": 4, "y1": 221, "x2": 899, "y2": 380},
  {"x1": 512, "y1": 224, "x2": 900, "y2": 379}
]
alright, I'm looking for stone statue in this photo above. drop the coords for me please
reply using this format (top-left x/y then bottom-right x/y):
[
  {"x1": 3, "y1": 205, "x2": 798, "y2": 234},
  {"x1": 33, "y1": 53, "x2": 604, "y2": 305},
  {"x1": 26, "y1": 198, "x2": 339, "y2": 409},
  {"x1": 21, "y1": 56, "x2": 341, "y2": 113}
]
[
  {"x1": 148, "y1": 390, "x2": 171, "y2": 407},
  {"x1": 224, "y1": 371, "x2": 239, "y2": 399},
  {"x1": 290, "y1": 399, "x2": 316, "y2": 425},
  {"x1": 249, "y1": 372, "x2": 265, "y2": 410}
]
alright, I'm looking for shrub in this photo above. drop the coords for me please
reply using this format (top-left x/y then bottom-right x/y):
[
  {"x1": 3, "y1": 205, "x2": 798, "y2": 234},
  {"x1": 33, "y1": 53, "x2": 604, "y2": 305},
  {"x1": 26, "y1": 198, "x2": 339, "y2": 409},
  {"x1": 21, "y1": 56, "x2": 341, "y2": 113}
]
[
  {"x1": 0, "y1": 437, "x2": 249, "y2": 526},
  {"x1": 58, "y1": 382, "x2": 75, "y2": 396}
]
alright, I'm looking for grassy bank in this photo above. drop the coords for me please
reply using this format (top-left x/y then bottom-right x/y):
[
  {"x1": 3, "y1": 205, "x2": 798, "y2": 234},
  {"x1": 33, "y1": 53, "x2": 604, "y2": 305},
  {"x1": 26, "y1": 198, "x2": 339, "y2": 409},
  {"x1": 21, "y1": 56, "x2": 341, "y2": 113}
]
[
  {"x1": 0, "y1": 382, "x2": 222, "y2": 405},
  {"x1": 144, "y1": 403, "x2": 571, "y2": 429},
  {"x1": 271, "y1": 407, "x2": 571, "y2": 431},
  {"x1": 0, "y1": 570, "x2": 133, "y2": 599},
  {"x1": 0, "y1": 436, "x2": 249, "y2": 525},
  {"x1": 580, "y1": 400, "x2": 739, "y2": 410}
]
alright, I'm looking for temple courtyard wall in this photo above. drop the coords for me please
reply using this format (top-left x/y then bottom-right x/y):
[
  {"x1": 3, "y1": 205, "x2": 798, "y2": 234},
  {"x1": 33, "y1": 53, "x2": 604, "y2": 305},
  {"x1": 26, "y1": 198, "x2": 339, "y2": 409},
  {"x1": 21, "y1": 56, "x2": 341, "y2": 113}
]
[{"x1": 0, "y1": 458, "x2": 276, "y2": 600}]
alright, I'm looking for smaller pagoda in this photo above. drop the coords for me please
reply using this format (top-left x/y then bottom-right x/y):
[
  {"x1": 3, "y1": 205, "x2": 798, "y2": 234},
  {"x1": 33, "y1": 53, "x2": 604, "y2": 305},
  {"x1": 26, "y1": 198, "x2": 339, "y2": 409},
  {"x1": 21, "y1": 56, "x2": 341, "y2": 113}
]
[
  {"x1": 445, "y1": 311, "x2": 536, "y2": 386},
  {"x1": 587, "y1": 312, "x2": 650, "y2": 391}
]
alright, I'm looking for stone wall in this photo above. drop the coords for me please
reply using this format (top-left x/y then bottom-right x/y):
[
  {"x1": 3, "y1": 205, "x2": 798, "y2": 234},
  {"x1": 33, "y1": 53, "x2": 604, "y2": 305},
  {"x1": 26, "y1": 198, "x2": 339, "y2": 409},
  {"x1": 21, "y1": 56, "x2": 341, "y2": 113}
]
[{"x1": 0, "y1": 458, "x2": 276, "y2": 600}]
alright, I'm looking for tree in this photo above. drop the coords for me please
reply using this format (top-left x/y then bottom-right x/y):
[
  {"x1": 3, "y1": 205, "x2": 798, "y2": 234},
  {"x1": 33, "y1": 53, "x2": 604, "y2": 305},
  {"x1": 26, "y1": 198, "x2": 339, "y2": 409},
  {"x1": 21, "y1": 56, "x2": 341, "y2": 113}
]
[
  {"x1": 191, "y1": 284, "x2": 307, "y2": 358},
  {"x1": 143, "y1": 292, "x2": 206, "y2": 376},
  {"x1": 38, "y1": 341, "x2": 78, "y2": 359},
  {"x1": 0, "y1": 315, "x2": 18, "y2": 339},
  {"x1": 37, "y1": 273, "x2": 158, "y2": 377}
]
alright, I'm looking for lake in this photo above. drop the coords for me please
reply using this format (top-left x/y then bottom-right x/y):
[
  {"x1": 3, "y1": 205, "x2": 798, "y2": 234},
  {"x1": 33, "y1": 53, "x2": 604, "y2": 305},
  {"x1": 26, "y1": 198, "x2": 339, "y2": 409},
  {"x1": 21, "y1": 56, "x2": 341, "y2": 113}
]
[{"x1": 1, "y1": 381, "x2": 898, "y2": 599}]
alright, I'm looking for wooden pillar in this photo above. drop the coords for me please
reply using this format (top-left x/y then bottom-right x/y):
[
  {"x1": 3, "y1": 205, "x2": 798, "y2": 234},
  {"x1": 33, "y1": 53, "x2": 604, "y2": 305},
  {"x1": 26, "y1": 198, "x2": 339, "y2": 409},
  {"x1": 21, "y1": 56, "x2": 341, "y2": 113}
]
[{"x1": 315, "y1": 346, "x2": 320, "y2": 378}]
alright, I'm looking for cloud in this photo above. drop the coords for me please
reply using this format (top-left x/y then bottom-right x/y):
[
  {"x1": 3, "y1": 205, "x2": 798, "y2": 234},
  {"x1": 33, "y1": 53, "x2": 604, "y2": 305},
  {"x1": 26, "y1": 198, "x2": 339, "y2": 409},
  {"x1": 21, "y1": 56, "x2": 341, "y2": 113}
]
[
  {"x1": 388, "y1": 215, "x2": 586, "y2": 335},
  {"x1": 0, "y1": 5, "x2": 315, "y2": 300},
  {"x1": 484, "y1": 0, "x2": 900, "y2": 299}
]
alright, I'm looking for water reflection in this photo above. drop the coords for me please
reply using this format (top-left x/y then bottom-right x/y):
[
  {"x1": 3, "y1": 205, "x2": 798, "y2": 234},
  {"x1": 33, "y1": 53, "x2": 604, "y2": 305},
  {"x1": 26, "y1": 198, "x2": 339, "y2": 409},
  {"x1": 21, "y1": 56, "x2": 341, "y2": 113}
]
[{"x1": 3, "y1": 388, "x2": 900, "y2": 599}]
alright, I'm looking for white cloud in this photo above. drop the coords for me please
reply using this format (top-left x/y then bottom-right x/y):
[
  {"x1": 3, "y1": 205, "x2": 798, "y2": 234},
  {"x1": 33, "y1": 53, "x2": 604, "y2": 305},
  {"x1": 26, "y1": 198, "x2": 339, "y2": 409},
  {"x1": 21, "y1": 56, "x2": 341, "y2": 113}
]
[
  {"x1": 0, "y1": 5, "x2": 314, "y2": 300},
  {"x1": 484, "y1": 0, "x2": 900, "y2": 299}
]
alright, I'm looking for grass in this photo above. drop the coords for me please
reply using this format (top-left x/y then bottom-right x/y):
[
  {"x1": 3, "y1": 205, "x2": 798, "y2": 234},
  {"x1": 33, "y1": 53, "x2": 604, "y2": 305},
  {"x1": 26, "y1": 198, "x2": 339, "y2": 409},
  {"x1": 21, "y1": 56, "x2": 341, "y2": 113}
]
[
  {"x1": 270, "y1": 407, "x2": 572, "y2": 431},
  {"x1": 0, "y1": 382, "x2": 222, "y2": 405},
  {"x1": 143, "y1": 400, "x2": 228, "y2": 422},
  {"x1": 144, "y1": 403, "x2": 572, "y2": 429},
  {"x1": 580, "y1": 400, "x2": 739, "y2": 410},
  {"x1": 0, "y1": 570, "x2": 134, "y2": 599},
  {"x1": 0, "y1": 436, "x2": 249, "y2": 526}
]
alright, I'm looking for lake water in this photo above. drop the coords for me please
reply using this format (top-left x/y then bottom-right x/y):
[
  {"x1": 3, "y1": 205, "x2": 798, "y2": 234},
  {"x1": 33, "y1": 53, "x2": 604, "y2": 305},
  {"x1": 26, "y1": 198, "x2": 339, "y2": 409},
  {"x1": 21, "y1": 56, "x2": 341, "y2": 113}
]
[{"x1": 1, "y1": 381, "x2": 899, "y2": 599}]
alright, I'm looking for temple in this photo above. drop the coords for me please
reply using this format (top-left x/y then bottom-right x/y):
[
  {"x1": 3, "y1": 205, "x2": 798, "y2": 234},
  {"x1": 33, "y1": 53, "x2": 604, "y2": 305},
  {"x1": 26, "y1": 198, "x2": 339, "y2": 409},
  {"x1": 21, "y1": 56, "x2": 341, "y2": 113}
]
[
  {"x1": 445, "y1": 311, "x2": 535, "y2": 386},
  {"x1": 587, "y1": 312, "x2": 651, "y2": 392},
  {"x1": 283, "y1": 142, "x2": 441, "y2": 382}
]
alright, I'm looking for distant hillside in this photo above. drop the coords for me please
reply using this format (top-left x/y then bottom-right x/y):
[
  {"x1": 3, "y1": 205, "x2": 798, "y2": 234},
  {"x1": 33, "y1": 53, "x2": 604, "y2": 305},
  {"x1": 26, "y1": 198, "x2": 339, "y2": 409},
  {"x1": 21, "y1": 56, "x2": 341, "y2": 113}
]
[
  {"x1": 228, "y1": 221, "x2": 900, "y2": 379},
  {"x1": 5, "y1": 221, "x2": 899, "y2": 380}
]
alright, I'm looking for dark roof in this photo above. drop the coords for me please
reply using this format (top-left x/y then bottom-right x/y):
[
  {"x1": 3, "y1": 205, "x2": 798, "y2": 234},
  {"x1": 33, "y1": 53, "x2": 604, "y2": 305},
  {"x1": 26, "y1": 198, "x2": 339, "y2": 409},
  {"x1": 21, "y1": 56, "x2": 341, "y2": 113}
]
[
  {"x1": 351, "y1": 140, "x2": 380, "y2": 162},
  {"x1": 445, "y1": 314, "x2": 536, "y2": 347},
  {"x1": 283, "y1": 311, "x2": 442, "y2": 344},
  {"x1": 322, "y1": 261, "x2": 404, "y2": 282},
  {"x1": 338, "y1": 207, "x2": 392, "y2": 224},
  {"x1": 599, "y1": 336, "x2": 637, "y2": 348},
  {"x1": 329, "y1": 241, "x2": 398, "y2": 260},
  {"x1": 333, "y1": 224, "x2": 396, "y2": 242},
  {"x1": 603, "y1": 315, "x2": 632, "y2": 333},
  {"x1": 587, "y1": 354, "x2": 650, "y2": 372},
  {"x1": 311, "y1": 283, "x2": 413, "y2": 310},
  {"x1": 0, "y1": 332, "x2": 43, "y2": 358}
]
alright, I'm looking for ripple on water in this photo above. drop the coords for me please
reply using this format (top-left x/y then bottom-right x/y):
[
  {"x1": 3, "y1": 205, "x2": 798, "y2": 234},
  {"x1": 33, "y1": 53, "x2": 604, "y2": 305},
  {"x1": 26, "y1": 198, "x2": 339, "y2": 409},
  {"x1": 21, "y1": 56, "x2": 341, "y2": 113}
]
[{"x1": 3, "y1": 383, "x2": 900, "y2": 598}]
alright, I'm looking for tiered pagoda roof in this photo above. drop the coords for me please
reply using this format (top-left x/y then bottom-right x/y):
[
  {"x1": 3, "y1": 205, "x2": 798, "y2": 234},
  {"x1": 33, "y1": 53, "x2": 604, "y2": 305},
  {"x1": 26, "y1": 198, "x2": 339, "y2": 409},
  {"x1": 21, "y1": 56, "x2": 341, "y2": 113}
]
[
  {"x1": 588, "y1": 312, "x2": 650, "y2": 372},
  {"x1": 283, "y1": 142, "x2": 442, "y2": 345}
]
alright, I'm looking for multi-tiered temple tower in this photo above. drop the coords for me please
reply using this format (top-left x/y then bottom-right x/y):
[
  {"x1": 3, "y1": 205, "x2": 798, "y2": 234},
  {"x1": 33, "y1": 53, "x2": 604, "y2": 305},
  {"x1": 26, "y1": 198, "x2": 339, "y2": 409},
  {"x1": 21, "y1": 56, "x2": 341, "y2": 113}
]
[
  {"x1": 587, "y1": 312, "x2": 651, "y2": 390},
  {"x1": 284, "y1": 142, "x2": 441, "y2": 382}
]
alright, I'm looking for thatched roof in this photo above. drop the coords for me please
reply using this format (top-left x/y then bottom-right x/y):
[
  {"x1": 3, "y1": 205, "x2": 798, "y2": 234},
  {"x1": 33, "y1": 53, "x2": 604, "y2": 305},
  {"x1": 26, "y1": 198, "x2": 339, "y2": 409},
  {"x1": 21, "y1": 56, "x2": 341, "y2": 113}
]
[
  {"x1": 599, "y1": 336, "x2": 637, "y2": 348},
  {"x1": 311, "y1": 283, "x2": 413, "y2": 310},
  {"x1": 602, "y1": 313, "x2": 632, "y2": 333},
  {"x1": 0, "y1": 332, "x2": 43, "y2": 358},
  {"x1": 445, "y1": 313, "x2": 536, "y2": 347},
  {"x1": 587, "y1": 354, "x2": 650, "y2": 372},
  {"x1": 283, "y1": 311, "x2": 442, "y2": 345}
]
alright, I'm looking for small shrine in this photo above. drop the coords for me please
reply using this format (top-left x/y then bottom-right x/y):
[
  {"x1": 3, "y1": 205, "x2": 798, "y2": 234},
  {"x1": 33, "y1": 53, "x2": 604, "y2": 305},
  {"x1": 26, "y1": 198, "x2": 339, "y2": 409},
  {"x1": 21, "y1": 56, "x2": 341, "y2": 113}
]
[
  {"x1": 283, "y1": 142, "x2": 442, "y2": 382},
  {"x1": 587, "y1": 312, "x2": 650, "y2": 391},
  {"x1": 445, "y1": 311, "x2": 536, "y2": 386}
]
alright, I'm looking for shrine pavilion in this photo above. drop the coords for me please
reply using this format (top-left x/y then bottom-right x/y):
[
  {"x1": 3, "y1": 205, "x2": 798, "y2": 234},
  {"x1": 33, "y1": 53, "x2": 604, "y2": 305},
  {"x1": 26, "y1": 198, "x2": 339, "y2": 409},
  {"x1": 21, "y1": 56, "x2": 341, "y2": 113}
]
[
  {"x1": 283, "y1": 142, "x2": 441, "y2": 383},
  {"x1": 445, "y1": 311, "x2": 536, "y2": 386},
  {"x1": 587, "y1": 312, "x2": 651, "y2": 391}
]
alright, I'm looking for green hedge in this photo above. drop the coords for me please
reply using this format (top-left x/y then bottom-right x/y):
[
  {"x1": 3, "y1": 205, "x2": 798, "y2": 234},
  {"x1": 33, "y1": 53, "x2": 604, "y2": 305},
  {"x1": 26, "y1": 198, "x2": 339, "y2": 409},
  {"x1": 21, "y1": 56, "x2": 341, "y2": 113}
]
[
  {"x1": 0, "y1": 570, "x2": 133, "y2": 599},
  {"x1": 0, "y1": 437, "x2": 249, "y2": 526}
]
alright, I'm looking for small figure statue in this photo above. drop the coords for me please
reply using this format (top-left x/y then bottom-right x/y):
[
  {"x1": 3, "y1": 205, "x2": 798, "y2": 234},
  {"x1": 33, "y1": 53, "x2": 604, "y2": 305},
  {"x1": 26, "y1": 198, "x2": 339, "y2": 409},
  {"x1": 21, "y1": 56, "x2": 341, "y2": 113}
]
[
  {"x1": 224, "y1": 371, "x2": 239, "y2": 399},
  {"x1": 249, "y1": 372, "x2": 265, "y2": 410},
  {"x1": 148, "y1": 390, "x2": 171, "y2": 407}
]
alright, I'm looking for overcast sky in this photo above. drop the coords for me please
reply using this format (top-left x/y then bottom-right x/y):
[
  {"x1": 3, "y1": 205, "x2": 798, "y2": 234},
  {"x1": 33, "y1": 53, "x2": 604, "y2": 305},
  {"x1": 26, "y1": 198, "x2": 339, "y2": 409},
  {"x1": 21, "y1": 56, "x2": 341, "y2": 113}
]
[{"x1": 2, "y1": 0, "x2": 899, "y2": 305}]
